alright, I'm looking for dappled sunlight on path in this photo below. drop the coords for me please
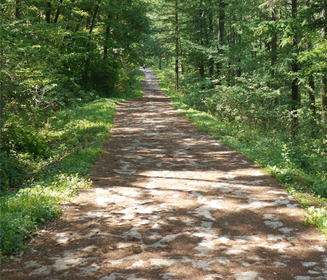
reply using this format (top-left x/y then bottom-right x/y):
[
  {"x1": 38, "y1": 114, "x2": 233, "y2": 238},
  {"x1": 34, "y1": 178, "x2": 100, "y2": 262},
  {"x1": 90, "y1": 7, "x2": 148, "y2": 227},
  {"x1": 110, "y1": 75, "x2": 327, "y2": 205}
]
[{"x1": 2, "y1": 69, "x2": 327, "y2": 280}]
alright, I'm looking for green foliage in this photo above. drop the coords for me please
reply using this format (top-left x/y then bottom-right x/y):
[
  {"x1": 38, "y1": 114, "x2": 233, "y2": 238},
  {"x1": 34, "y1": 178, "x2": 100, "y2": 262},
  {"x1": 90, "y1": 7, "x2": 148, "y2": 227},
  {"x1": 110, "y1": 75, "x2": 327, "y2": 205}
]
[
  {"x1": 1, "y1": 0, "x2": 149, "y2": 260},
  {"x1": 0, "y1": 69, "x2": 144, "y2": 260},
  {"x1": 0, "y1": 213, "x2": 36, "y2": 256},
  {"x1": 0, "y1": 174, "x2": 91, "y2": 257},
  {"x1": 304, "y1": 206, "x2": 327, "y2": 237},
  {"x1": 0, "y1": 0, "x2": 150, "y2": 186},
  {"x1": 155, "y1": 67, "x2": 327, "y2": 238},
  {"x1": 147, "y1": 0, "x2": 327, "y2": 140},
  {"x1": 157, "y1": 68, "x2": 327, "y2": 195},
  {"x1": 0, "y1": 153, "x2": 27, "y2": 191}
]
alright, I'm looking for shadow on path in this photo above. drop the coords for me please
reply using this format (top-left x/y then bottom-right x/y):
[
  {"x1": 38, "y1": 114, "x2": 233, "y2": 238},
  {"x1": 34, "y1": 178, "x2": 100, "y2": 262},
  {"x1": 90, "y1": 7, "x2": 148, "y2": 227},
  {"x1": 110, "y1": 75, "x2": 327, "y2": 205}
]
[{"x1": 1, "y1": 69, "x2": 327, "y2": 280}]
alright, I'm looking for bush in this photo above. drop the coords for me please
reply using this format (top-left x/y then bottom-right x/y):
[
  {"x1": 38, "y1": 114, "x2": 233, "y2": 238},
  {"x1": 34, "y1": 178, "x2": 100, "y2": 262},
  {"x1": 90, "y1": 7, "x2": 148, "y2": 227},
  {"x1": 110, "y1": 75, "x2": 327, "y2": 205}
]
[
  {"x1": 0, "y1": 174, "x2": 91, "y2": 257},
  {"x1": 0, "y1": 153, "x2": 28, "y2": 192},
  {"x1": 0, "y1": 69, "x2": 145, "y2": 260},
  {"x1": 0, "y1": 212, "x2": 37, "y2": 256}
]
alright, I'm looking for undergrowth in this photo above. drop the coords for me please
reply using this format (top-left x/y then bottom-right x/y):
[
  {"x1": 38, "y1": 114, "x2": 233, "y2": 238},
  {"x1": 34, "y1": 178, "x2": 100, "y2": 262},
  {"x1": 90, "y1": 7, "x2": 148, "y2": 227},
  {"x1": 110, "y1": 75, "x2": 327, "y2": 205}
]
[
  {"x1": 0, "y1": 69, "x2": 144, "y2": 261},
  {"x1": 154, "y1": 68, "x2": 327, "y2": 239}
]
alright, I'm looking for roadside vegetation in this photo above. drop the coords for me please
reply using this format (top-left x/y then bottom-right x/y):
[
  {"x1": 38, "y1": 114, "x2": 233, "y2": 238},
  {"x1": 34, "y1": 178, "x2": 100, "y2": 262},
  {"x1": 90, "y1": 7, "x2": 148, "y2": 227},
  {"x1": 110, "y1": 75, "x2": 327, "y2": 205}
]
[
  {"x1": 1, "y1": 0, "x2": 326, "y2": 262},
  {"x1": 0, "y1": 70, "x2": 144, "y2": 261},
  {"x1": 1, "y1": 0, "x2": 147, "y2": 261},
  {"x1": 144, "y1": 0, "x2": 327, "y2": 240},
  {"x1": 154, "y1": 68, "x2": 327, "y2": 239}
]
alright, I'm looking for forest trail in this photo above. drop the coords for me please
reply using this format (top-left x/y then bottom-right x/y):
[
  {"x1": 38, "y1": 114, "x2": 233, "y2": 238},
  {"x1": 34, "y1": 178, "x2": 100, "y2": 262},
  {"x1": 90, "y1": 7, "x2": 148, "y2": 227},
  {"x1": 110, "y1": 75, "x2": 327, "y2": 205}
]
[{"x1": 2, "y1": 69, "x2": 327, "y2": 280}]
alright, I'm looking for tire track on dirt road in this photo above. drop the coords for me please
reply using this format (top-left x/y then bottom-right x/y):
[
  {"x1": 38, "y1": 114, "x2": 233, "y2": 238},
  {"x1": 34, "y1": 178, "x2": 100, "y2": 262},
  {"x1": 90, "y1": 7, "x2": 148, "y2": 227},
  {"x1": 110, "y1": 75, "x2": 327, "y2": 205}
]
[{"x1": 1, "y1": 69, "x2": 327, "y2": 280}]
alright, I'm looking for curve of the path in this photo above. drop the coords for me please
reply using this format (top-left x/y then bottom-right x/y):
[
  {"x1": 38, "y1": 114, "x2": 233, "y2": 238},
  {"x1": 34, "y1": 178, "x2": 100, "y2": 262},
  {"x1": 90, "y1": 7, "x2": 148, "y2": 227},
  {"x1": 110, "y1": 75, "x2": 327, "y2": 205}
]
[{"x1": 2, "y1": 69, "x2": 327, "y2": 280}]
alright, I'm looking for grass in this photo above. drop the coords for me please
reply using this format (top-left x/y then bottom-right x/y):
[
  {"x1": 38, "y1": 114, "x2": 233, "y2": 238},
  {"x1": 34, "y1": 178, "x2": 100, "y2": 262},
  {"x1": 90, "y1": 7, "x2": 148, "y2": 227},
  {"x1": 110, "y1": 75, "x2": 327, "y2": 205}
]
[
  {"x1": 154, "y1": 68, "x2": 327, "y2": 240},
  {"x1": 0, "y1": 69, "x2": 144, "y2": 261}
]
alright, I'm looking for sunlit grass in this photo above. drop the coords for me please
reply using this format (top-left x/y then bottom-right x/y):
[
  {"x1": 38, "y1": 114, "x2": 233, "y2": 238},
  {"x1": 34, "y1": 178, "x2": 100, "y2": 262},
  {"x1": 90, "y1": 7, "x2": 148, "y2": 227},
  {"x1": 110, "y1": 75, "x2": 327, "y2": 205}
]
[
  {"x1": 154, "y1": 68, "x2": 327, "y2": 240},
  {"x1": 0, "y1": 69, "x2": 144, "y2": 261}
]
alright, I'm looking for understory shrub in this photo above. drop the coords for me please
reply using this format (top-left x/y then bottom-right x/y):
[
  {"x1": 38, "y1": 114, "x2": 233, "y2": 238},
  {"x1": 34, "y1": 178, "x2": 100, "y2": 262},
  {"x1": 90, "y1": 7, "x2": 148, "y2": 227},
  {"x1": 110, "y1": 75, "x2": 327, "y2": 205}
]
[
  {"x1": 0, "y1": 69, "x2": 144, "y2": 261},
  {"x1": 155, "y1": 68, "x2": 327, "y2": 198}
]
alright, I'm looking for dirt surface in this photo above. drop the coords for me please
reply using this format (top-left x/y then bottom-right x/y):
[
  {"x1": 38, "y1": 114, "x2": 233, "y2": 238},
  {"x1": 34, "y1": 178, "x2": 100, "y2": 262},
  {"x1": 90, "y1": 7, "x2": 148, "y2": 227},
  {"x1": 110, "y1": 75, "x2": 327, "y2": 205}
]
[{"x1": 2, "y1": 69, "x2": 327, "y2": 280}]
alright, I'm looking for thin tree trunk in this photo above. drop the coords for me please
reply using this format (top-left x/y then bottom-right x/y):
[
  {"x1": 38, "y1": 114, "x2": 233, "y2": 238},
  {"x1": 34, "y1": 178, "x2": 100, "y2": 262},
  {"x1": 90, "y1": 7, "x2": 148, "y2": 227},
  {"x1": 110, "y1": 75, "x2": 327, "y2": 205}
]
[
  {"x1": 89, "y1": 0, "x2": 101, "y2": 35},
  {"x1": 322, "y1": 0, "x2": 327, "y2": 136},
  {"x1": 103, "y1": 14, "x2": 111, "y2": 60},
  {"x1": 309, "y1": 75, "x2": 316, "y2": 136},
  {"x1": 179, "y1": 39, "x2": 184, "y2": 74},
  {"x1": 84, "y1": 0, "x2": 102, "y2": 81},
  {"x1": 46, "y1": 2, "x2": 52, "y2": 23},
  {"x1": 309, "y1": 76, "x2": 315, "y2": 115},
  {"x1": 291, "y1": 0, "x2": 299, "y2": 137},
  {"x1": 54, "y1": 0, "x2": 63, "y2": 23},
  {"x1": 175, "y1": 0, "x2": 179, "y2": 90},
  {"x1": 208, "y1": 0, "x2": 214, "y2": 76},
  {"x1": 216, "y1": 0, "x2": 225, "y2": 80},
  {"x1": 199, "y1": 8, "x2": 205, "y2": 79},
  {"x1": 322, "y1": 76, "x2": 327, "y2": 136},
  {"x1": 237, "y1": 35, "x2": 241, "y2": 77},
  {"x1": 15, "y1": 0, "x2": 21, "y2": 19},
  {"x1": 271, "y1": 8, "x2": 277, "y2": 78}
]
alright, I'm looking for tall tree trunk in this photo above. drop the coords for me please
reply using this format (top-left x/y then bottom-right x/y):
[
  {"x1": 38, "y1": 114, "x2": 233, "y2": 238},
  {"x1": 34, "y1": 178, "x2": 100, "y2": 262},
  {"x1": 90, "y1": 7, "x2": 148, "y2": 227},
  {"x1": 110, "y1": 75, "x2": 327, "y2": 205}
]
[
  {"x1": 179, "y1": 39, "x2": 184, "y2": 74},
  {"x1": 271, "y1": 8, "x2": 277, "y2": 78},
  {"x1": 208, "y1": 0, "x2": 214, "y2": 76},
  {"x1": 322, "y1": 0, "x2": 327, "y2": 136},
  {"x1": 236, "y1": 34, "x2": 241, "y2": 77},
  {"x1": 322, "y1": 76, "x2": 327, "y2": 136},
  {"x1": 304, "y1": 0, "x2": 316, "y2": 136},
  {"x1": 309, "y1": 75, "x2": 316, "y2": 137},
  {"x1": 89, "y1": 1, "x2": 101, "y2": 35},
  {"x1": 84, "y1": 0, "x2": 102, "y2": 81},
  {"x1": 54, "y1": 0, "x2": 63, "y2": 23},
  {"x1": 291, "y1": 0, "x2": 299, "y2": 137},
  {"x1": 199, "y1": 7, "x2": 205, "y2": 79},
  {"x1": 103, "y1": 14, "x2": 111, "y2": 60},
  {"x1": 175, "y1": 0, "x2": 179, "y2": 90},
  {"x1": 15, "y1": 0, "x2": 21, "y2": 19},
  {"x1": 46, "y1": 2, "x2": 52, "y2": 23},
  {"x1": 216, "y1": 0, "x2": 225, "y2": 79},
  {"x1": 309, "y1": 75, "x2": 315, "y2": 116}
]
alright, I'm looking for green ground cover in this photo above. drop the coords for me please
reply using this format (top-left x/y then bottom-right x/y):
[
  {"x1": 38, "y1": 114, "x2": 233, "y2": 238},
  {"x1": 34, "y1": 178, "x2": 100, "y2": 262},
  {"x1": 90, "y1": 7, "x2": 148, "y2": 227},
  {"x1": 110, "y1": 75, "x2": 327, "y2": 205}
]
[
  {"x1": 154, "y1": 68, "x2": 327, "y2": 240},
  {"x1": 0, "y1": 70, "x2": 144, "y2": 261}
]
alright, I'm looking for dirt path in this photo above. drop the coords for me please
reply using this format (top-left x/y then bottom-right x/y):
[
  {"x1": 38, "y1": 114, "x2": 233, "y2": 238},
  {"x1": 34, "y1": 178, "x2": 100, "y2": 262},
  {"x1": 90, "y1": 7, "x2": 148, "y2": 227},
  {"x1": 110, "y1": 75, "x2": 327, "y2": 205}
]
[{"x1": 2, "y1": 69, "x2": 327, "y2": 280}]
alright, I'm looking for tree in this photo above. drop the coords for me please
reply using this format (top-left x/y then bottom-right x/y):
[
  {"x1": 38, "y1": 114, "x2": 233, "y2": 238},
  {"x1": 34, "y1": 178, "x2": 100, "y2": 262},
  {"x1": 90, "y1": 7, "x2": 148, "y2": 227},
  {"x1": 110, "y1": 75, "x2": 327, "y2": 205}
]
[
  {"x1": 0, "y1": 0, "x2": 150, "y2": 189},
  {"x1": 175, "y1": 0, "x2": 179, "y2": 89},
  {"x1": 322, "y1": 0, "x2": 327, "y2": 135},
  {"x1": 291, "y1": 0, "x2": 300, "y2": 137}
]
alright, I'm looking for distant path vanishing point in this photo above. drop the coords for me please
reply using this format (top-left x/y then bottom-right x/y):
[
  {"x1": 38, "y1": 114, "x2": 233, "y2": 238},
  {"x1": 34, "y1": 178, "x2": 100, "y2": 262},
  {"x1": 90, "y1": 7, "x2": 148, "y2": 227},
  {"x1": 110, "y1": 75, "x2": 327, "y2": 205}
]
[{"x1": 2, "y1": 69, "x2": 327, "y2": 280}]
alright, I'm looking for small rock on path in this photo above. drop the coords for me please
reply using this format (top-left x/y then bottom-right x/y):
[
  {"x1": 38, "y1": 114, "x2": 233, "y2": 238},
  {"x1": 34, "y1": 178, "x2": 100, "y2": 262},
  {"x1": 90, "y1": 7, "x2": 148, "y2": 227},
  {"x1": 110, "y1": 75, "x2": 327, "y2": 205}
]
[{"x1": 1, "y1": 69, "x2": 327, "y2": 280}]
